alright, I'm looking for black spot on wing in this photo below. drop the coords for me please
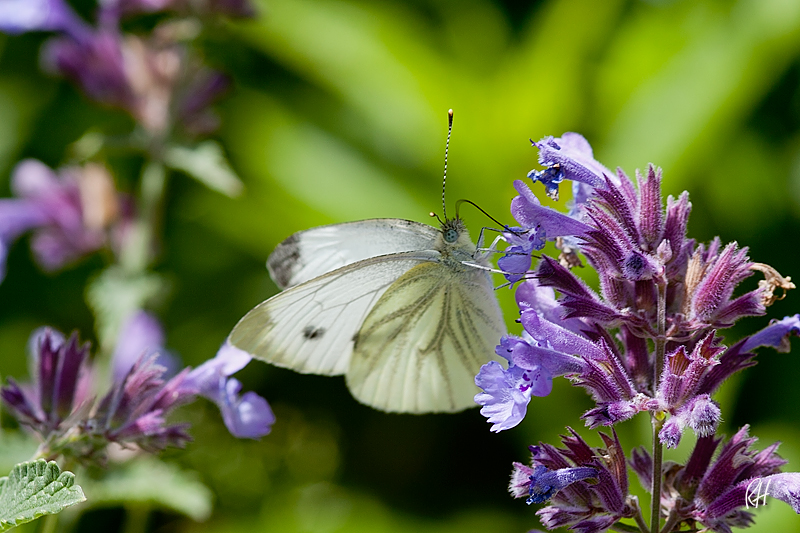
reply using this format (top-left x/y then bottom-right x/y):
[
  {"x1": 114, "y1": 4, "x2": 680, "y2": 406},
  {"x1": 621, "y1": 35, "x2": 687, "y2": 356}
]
[
  {"x1": 302, "y1": 325, "x2": 325, "y2": 340},
  {"x1": 267, "y1": 233, "x2": 301, "y2": 289}
]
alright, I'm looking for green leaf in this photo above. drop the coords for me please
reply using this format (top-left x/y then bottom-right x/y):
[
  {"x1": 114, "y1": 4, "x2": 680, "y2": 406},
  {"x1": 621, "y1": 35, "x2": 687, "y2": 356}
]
[
  {"x1": 81, "y1": 457, "x2": 213, "y2": 522},
  {"x1": 0, "y1": 460, "x2": 86, "y2": 531},
  {"x1": 165, "y1": 141, "x2": 243, "y2": 197}
]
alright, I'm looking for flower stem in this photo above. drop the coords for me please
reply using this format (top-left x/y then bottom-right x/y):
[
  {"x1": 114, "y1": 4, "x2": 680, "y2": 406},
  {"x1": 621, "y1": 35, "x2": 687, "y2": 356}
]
[{"x1": 650, "y1": 279, "x2": 667, "y2": 533}]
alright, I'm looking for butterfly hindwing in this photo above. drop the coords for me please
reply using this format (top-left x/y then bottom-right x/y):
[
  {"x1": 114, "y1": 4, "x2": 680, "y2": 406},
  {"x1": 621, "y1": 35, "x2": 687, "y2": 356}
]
[
  {"x1": 230, "y1": 252, "x2": 438, "y2": 376},
  {"x1": 345, "y1": 260, "x2": 506, "y2": 413},
  {"x1": 268, "y1": 219, "x2": 440, "y2": 289}
]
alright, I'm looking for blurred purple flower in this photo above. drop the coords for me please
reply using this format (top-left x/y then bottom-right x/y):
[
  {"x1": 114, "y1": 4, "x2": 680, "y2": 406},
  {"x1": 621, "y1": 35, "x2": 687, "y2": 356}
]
[
  {"x1": 42, "y1": 29, "x2": 134, "y2": 111},
  {"x1": 93, "y1": 354, "x2": 194, "y2": 453},
  {"x1": 112, "y1": 314, "x2": 273, "y2": 439},
  {"x1": 1, "y1": 328, "x2": 91, "y2": 437},
  {"x1": 0, "y1": 0, "x2": 85, "y2": 35},
  {"x1": 0, "y1": 159, "x2": 118, "y2": 281},
  {"x1": 110, "y1": 0, "x2": 256, "y2": 18},
  {"x1": 2, "y1": 325, "x2": 273, "y2": 462},
  {"x1": 112, "y1": 310, "x2": 178, "y2": 381}
]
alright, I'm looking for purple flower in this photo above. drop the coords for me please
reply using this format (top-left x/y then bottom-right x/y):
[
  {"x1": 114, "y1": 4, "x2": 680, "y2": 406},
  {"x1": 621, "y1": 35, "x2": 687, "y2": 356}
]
[
  {"x1": 2, "y1": 325, "x2": 274, "y2": 462},
  {"x1": 511, "y1": 429, "x2": 635, "y2": 531},
  {"x1": 1, "y1": 328, "x2": 90, "y2": 437},
  {"x1": 525, "y1": 464, "x2": 599, "y2": 505},
  {"x1": 529, "y1": 133, "x2": 610, "y2": 201},
  {"x1": 184, "y1": 341, "x2": 275, "y2": 439},
  {"x1": 0, "y1": 159, "x2": 118, "y2": 281},
  {"x1": 475, "y1": 332, "x2": 586, "y2": 431},
  {"x1": 498, "y1": 130, "x2": 799, "y2": 533},
  {"x1": 93, "y1": 354, "x2": 194, "y2": 453},
  {"x1": 509, "y1": 180, "x2": 593, "y2": 242},
  {"x1": 112, "y1": 310, "x2": 178, "y2": 381},
  {"x1": 113, "y1": 315, "x2": 274, "y2": 439},
  {"x1": 0, "y1": 0, "x2": 84, "y2": 35},
  {"x1": 626, "y1": 426, "x2": 799, "y2": 532},
  {"x1": 474, "y1": 359, "x2": 537, "y2": 433},
  {"x1": 41, "y1": 29, "x2": 134, "y2": 112},
  {"x1": 741, "y1": 314, "x2": 800, "y2": 353}
]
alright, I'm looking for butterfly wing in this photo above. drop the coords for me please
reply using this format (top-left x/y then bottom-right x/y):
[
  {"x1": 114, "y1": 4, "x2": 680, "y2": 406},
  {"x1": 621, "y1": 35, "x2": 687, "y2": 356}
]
[
  {"x1": 345, "y1": 261, "x2": 506, "y2": 413},
  {"x1": 268, "y1": 219, "x2": 440, "y2": 289},
  {"x1": 229, "y1": 252, "x2": 440, "y2": 376}
]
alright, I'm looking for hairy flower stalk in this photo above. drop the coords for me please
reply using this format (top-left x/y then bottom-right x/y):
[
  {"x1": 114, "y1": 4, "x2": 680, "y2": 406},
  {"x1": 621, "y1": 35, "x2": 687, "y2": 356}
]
[
  {"x1": 651, "y1": 279, "x2": 666, "y2": 533},
  {"x1": 477, "y1": 132, "x2": 800, "y2": 533}
]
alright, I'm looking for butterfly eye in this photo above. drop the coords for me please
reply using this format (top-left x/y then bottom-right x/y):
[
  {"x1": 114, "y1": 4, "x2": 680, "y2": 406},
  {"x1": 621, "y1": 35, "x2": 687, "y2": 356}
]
[{"x1": 444, "y1": 228, "x2": 459, "y2": 243}]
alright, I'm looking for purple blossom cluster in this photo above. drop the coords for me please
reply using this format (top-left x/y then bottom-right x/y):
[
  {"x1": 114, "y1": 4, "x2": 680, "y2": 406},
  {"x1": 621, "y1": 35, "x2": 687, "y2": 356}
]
[
  {"x1": 0, "y1": 0, "x2": 250, "y2": 136},
  {"x1": 2, "y1": 319, "x2": 274, "y2": 463},
  {"x1": 477, "y1": 132, "x2": 800, "y2": 532}
]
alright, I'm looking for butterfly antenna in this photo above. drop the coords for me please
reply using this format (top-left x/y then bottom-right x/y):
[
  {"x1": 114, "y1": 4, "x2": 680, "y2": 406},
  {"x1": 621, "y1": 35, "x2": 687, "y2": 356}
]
[
  {"x1": 455, "y1": 198, "x2": 521, "y2": 235},
  {"x1": 441, "y1": 109, "x2": 453, "y2": 221}
]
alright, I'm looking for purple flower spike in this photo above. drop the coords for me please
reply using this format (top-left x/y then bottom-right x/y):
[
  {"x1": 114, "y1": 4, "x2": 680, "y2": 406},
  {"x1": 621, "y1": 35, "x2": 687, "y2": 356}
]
[
  {"x1": 96, "y1": 355, "x2": 194, "y2": 452},
  {"x1": 1, "y1": 329, "x2": 90, "y2": 437},
  {"x1": 184, "y1": 341, "x2": 274, "y2": 439}
]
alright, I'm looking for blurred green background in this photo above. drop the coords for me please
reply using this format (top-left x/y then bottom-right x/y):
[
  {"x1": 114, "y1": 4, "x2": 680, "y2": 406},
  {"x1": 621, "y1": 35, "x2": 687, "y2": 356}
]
[{"x1": 3, "y1": 0, "x2": 800, "y2": 531}]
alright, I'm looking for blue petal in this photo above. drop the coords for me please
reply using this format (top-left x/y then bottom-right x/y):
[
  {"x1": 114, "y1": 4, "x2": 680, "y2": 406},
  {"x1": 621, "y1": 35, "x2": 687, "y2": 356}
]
[
  {"x1": 741, "y1": 314, "x2": 800, "y2": 353},
  {"x1": 217, "y1": 378, "x2": 275, "y2": 439},
  {"x1": 526, "y1": 464, "x2": 598, "y2": 504},
  {"x1": 474, "y1": 360, "x2": 538, "y2": 432}
]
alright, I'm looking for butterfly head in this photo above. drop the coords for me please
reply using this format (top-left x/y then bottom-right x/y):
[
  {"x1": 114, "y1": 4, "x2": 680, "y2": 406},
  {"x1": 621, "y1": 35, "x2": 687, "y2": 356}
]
[{"x1": 440, "y1": 216, "x2": 470, "y2": 245}]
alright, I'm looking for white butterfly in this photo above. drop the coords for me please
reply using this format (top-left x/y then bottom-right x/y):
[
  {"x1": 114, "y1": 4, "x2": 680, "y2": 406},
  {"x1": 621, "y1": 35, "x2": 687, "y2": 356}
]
[
  {"x1": 227, "y1": 214, "x2": 506, "y2": 413},
  {"x1": 228, "y1": 110, "x2": 506, "y2": 413}
]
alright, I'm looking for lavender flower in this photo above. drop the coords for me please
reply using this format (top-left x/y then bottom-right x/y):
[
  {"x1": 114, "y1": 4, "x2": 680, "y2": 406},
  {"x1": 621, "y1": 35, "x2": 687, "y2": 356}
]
[
  {"x1": 630, "y1": 426, "x2": 799, "y2": 532},
  {"x1": 0, "y1": 0, "x2": 84, "y2": 35},
  {"x1": 183, "y1": 341, "x2": 275, "y2": 439},
  {"x1": 1, "y1": 328, "x2": 91, "y2": 438},
  {"x1": 1, "y1": 325, "x2": 273, "y2": 462},
  {"x1": 480, "y1": 133, "x2": 794, "y2": 438},
  {"x1": 510, "y1": 429, "x2": 636, "y2": 532},
  {"x1": 1, "y1": 0, "x2": 235, "y2": 136},
  {"x1": 485, "y1": 132, "x2": 800, "y2": 533}
]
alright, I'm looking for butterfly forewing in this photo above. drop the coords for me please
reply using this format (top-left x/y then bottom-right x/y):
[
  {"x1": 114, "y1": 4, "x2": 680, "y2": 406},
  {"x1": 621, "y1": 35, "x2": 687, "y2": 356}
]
[
  {"x1": 230, "y1": 253, "x2": 438, "y2": 376},
  {"x1": 345, "y1": 261, "x2": 506, "y2": 413},
  {"x1": 268, "y1": 219, "x2": 440, "y2": 289}
]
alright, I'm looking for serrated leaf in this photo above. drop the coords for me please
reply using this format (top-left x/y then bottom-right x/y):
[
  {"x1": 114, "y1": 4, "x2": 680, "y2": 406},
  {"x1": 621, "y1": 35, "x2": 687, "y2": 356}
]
[
  {"x1": 81, "y1": 458, "x2": 212, "y2": 521},
  {"x1": 0, "y1": 460, "x2": 86, "y2": 531},
  {"x1": 165, "y1": 141, "x2": 243, "y2": 197}
]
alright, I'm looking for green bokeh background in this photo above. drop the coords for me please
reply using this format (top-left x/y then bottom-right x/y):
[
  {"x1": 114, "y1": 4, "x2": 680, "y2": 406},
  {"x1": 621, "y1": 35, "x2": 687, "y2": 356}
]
[{"x1": 3, "y1": 0, "x2": 800, "y2": 531}]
